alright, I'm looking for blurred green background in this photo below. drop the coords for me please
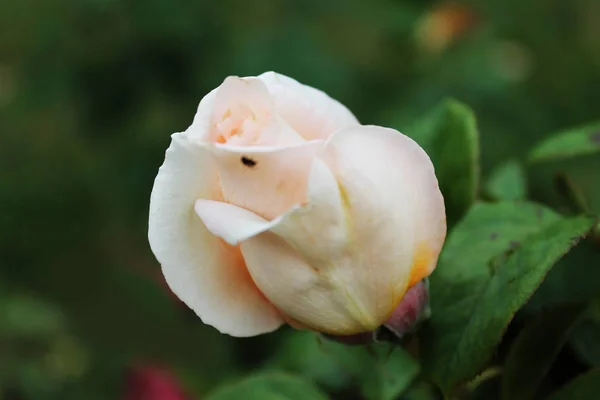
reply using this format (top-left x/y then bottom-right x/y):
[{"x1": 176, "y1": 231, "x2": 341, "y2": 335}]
[{"x1": 1, "y1": 0, "x2": 599, "y2": 398}]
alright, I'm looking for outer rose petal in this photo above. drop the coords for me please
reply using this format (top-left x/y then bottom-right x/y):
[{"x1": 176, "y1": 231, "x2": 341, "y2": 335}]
[
  {"x1": 321, "y1": 125, "x2": 446, "y2": 303},
  {"x1": 148, "y1": 132, "x2": 283, "y2": 337},
  {"x1": 258, "y1": 71, "x2": 360, "y2": 140}
]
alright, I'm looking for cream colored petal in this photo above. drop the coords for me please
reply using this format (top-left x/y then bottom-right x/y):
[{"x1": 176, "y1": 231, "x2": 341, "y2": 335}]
[
  {"x1": 194, "y1": 199, "x2": 272, "y2": 246},
  {"x1": 258, "y1": 71, "x2": 360, "y2": 141},
  {"x1": 250, "y1": 114, "x2": 305, "y2": 147},
  {"x1": 194, "y1": 125, "x2": 446, "y2": 335},
  {"x1": 239, "y1": 125, "x2": 442, "y2": 334},
  {"x1": 194, "y1": 159, "x2": 348, "y2": 255},
  {"x1": 241, "y1": 232, "x2": 379, "y2": 335},
  {"x1": 212, "y1": 76, "x2": 271, "y2": 122},
  {"x1": 265, "y1": 158, "x2": 349, "y2": 262},
  {"x1": 239, "y1": 158, "x2": 379, "y2": 335},
  {"x1": 148, "y1": 132, "x2": 283, "y2": 337},
  {"x1": 194, "y1": 160, "x2": 369, "y2": 334},
  {"x1": 320, "y1": 125, "x2": 446, "y2": 305},
  {"x1": 187, "y1": 76, "x2": 306, "y2": 147},
  {"x1": 202, "y1": 140, "x2": 325, "y2": 220}
]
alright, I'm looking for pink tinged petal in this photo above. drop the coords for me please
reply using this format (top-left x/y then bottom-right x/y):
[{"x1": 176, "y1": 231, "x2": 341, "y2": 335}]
[
  {"x1": 194, "y1": 159, "x2": 347, "y2": 251},
  {"x1": 227, "y1": 113, "x2": 305, "y2": 147},
  {"x1": 240, "y1": 232, "x2": 383, "y2": 335},
  {"x1": 319, "y1": 125, "x2": 446, "y2": 323},
  {"x1": 195, "y1": 161, "x2": 377, "y2": 334},
  {"x1": 258, "y1": 71, "x2": 360, "y2": 141},
  {"x1": 148, "y1": 132, "x2": 283, "y2": 337},
  {"x1": 213, "y1": 76, "x2": 272, "y2": 118},
  {"x1": 192, "y1": 126, "x2": 445, "y2": 336},
  {"x1": 265, "y1": 158, "x2": 349, "y2": 263},
  {"x1": 203, "y1": 140, "x2": 325, "y2": 220},
  {"x1": 200, "y1": 76, "x2": 304, "y2": 147},
  {"x1": 210, "y1": 76, "x2": 271, "y2": 145},
  {"x1": 239, "y1": 160, "x2": 385, "y2": 334}
]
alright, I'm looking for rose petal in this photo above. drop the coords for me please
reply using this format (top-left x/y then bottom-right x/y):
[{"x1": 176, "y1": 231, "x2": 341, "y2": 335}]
[
  {"x1": 194, "y1": 199, "x2": 272, "y2": 246},
  {"x1": 148, "y1": 132, "x2": 283, "y2": 337},
  {"x1": 238, "y1": 124, "x2": 443, "y2": 334},
  {"x1": 194, "y1": 158, "x2": 347, "y2": 253},
  {"x1": 249, "y1": 113, "x2": 305, "y2": 147},
  {"x1": 186, "y1": 72, "x2": 359, "y2": 145},
  {"x1": 213, "y1": 76, "x2": 271, "y2": 124},
  {"x1": 202, "y1": 140, "x2": 325, "y2": 219},
  {"x1": 321, "y1": 125, "x2": 446, "y2": 305},
  {"x1": 263, "y1": 158, "x2": 349, "y2": 262},
  {"x1": 188, "y1": 76, "x2": 305, "y2": 147},
  {"x1": 194, "y1": 126, "x2": 445, "y2": 335},
  {"x1": 241, "y1": 232, "x2": 382, "y2": 335},
  {"x1": 195, "y1": 159, "x2": 372, "y2": 334},
  {"x1": 258, "y1": 71, "x2": 360, "y2": 140}
]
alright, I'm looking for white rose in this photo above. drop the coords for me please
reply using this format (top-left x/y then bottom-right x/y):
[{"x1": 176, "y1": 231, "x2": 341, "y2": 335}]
[{"x1": 148, "y1": 72, "x2": 446, "y2": 337}]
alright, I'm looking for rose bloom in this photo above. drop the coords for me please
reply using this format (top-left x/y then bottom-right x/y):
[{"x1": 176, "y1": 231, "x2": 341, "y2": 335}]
[{"x1": 148, "y1": 72, "x2": 446, "y2": 338}]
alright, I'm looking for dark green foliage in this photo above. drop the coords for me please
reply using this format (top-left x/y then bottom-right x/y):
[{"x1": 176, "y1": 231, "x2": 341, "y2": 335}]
[
  {"x1": 502, "y1": 304, "x2": 587, "y2": 400},
  {"x1": 206, "y1": 373, "x2": 329, "y2": 400},
  {"x1": 546, "y1": 369, "x2": 600, "y2": 400}
]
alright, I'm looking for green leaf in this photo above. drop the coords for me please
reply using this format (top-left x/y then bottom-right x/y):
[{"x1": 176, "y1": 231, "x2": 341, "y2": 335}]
[
  {"x1": 502, "y1": 304, "x2": 587, "y2": 400},
  {"x1": 420, "y1": 201, "x2": 594, "y2": 392},
  {"x1": 524, "y1": 237, "x2": 600, "y2": 314},
  {"x1": 276, "y1": 332, "x2": 419, "y2": 400},
  {"x1": 570, "y1": 300, "x2": 600, "y2": 366},
  {"x1": 266, "y1": 331, "x2": 349, "y2": 390},
  {"x1": 315, "y1": 336, "x2": 420, "y2": 400},
  {"x1": 546, "y1": 369, "x2": 600, "y2": 400},
  {"x1": 406, "y1": 99, "x2": 480, "y2": 224},
  {"x1": 206, "y1": 372, "x2": 328, "y2": 400},
  {"x1": 529, "y1": 121, "x2": 600, "y2": 163},
  {"x1": 484, "y1": 160, "x2": 526, "y2": 201}
]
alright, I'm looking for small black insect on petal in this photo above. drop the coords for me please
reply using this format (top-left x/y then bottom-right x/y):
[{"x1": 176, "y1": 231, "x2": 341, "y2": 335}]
[{"x1": 241, "y1": 156, "x2": 257, "y2": 167}]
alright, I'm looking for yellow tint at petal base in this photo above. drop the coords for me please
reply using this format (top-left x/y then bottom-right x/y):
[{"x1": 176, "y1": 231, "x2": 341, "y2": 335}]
[{"x1": 408, "y1": 242, "x2": 435, "y2": 288}]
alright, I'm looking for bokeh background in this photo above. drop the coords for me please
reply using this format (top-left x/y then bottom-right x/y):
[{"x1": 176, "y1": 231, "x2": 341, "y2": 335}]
[{"x1": 1, "y1": 0, "x2": 600, "y2": 398}]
